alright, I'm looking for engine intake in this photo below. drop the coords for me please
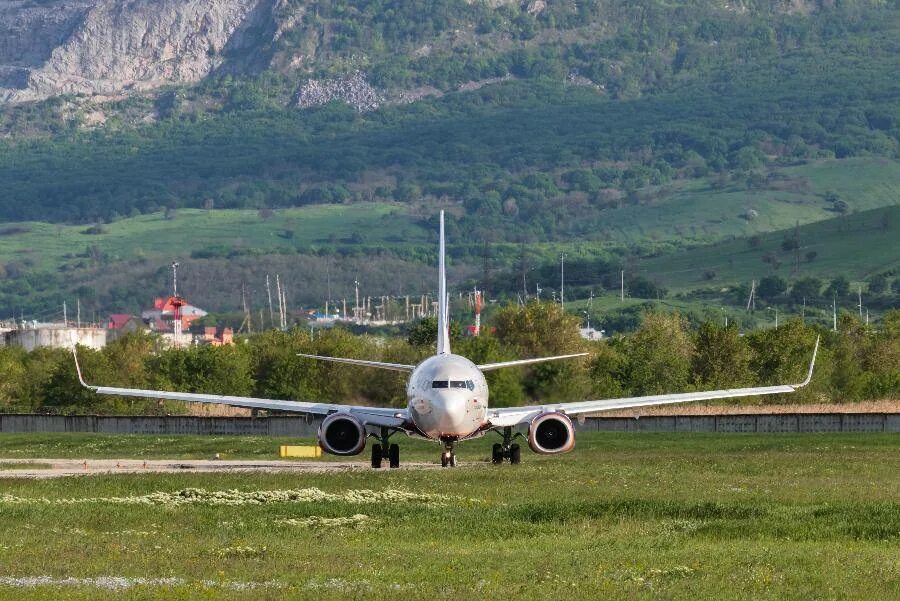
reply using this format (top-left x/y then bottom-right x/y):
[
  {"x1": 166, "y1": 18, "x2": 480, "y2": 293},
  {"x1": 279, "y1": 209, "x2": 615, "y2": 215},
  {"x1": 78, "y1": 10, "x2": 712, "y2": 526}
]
[
  {"x1": 318, "y1": 413, "x2": 366, "y2": 456},
  {"x1": 527, "y1": 412, "x2": 575, "y2": 454}
]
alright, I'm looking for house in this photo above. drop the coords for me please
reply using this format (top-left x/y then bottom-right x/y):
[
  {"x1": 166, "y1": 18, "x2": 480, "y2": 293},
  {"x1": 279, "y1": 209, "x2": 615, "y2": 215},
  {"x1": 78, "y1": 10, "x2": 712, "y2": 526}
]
[
  {"x1": 106, "y1": 314, "x2": 146, "y2": 342},
  {"x1": 195, "y1": 326, "x2": 234, "y2": 346}
]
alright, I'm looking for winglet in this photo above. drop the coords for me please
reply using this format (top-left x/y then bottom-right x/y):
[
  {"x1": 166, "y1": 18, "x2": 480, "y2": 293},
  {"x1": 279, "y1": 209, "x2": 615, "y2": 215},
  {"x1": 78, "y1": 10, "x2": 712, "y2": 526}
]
[
  {"x1": 794, "y1": 335, "x2": 820, "y2": 388},
  {"x1": 71, "y1": 346, "x2": 95, "y2": 391}
]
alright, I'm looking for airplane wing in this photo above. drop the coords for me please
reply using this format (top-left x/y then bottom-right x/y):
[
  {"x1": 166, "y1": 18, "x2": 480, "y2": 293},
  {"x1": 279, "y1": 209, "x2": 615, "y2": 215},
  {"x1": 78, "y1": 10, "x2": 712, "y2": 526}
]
[
  {"x1": 488, "y1": 336, "x2": 819, "y2": 428},
  {"x1": 73, "y1": 350, "x2": 407, "y2": 428}
]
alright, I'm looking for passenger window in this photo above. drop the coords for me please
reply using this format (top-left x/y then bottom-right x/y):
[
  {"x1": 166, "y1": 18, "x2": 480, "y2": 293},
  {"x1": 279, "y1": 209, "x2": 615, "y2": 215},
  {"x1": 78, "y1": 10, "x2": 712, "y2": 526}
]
[{"x1": 431, "y1": 380, "x2": 449, "y2": 389}]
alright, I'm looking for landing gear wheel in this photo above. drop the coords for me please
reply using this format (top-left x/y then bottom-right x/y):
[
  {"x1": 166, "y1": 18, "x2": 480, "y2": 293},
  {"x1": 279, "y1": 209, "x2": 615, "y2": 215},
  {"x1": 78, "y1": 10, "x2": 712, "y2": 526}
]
[
  {"x1": 371, "y1": 444, "x2": 383, "y2": 469},
  {"x1": 440, "y1": 452, "x2": 449, "y2": 467},
  {"x1": 388, "y1": 444, "x2": 400, "y2": 469},
  {"x1": 491, "y1": 443, "x2": 503, "y2": 465},
  {"x1": 509, "y1": 443, "x2": 521, "y2": 465},
  {"x1": 449, "y1": 454, "x2": 458, "y2": 467}
]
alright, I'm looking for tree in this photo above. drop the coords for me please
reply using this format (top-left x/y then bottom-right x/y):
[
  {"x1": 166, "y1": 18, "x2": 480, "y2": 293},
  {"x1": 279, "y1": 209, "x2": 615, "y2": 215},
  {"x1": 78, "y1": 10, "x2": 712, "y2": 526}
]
[
  {"x1": 624, "y1": 312, "x2": 694, "y2": 395},
  {"x1": 757, "y1": 275, "x2": 787, "y2": 300},
  {"x1": 745, "y1": 320, "x2": 817, "y2": 388},
  {"x1": 692, "y1": 323, "x2": 753, "y2": 388},
  {"x1": 825, "y1": 276, "x2": 850, "y2": 298},
  {"x1": 790, "y1": 277, "x2": 822, "y2": 303},
  {"x1": 492, "y1": 301, "x2": 589, "y2": 401},
  {"x1": 406, "y1": 316, "x2": 462, "y2": 348},
  {"x1": 868, "y1": 274, "x2": 889, "y2": 294}
]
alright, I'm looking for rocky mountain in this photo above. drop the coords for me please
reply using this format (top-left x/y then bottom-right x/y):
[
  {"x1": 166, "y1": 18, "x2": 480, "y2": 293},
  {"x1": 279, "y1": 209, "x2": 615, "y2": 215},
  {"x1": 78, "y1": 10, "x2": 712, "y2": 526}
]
[{"x1": 0, "y1": 0, "x2": 277, "y2": 102}]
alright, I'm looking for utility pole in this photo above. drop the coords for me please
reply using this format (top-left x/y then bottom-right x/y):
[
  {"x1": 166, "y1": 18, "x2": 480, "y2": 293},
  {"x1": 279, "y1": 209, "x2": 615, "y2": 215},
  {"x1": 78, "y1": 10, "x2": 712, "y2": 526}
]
[
  {"x1": 746, "y1": 280, "x2": 756, "y2": 312},
  {"x1": 240, "y1": 282, "x2": 252, "y2": 334},
  {"x1": 281, "y1": 285, "x2": 288, "y2": 330},
  {"x1": 858, "y1": 285, "x2": 863, "y2": 317},
  {"x1": 172, "y1": 262, "x2": 179, "y2": 297},
  {"x1": 520, "y1": 242, "x2": 528, "y2": 300},
  {"x1": 275, "y1": 274, "x2": 284, "y2": 330},
  {"x1": 76, "y1": 298, "x2": 81, "y2": 329},
  {"x1": 354, "y1": 279, "x2": 360, "y2": 323},
  {"x1": 620, "y1": 270, "x2": 625, "y2": 302},
  {"x1": 560, "y1": 252, "x2": 566, "y2": 309},
  {"x1": 832, "y1": 296, "x2": 837, "y2": 331},
  {"x1": 265, "y1": 274, "x2": 274, "y2": 328},
  {"x1": 63, "y1": 301, "x2": 67, "y2": 325},
  {"x1": 802, "y1": 297, "x2": 806, "y2": 321}
]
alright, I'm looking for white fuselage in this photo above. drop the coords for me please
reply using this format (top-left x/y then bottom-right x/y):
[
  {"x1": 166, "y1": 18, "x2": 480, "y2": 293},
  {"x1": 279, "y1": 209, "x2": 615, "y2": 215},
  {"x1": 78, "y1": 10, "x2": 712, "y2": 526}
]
[{"x1": 406, "y1": 354, "x2": 488, "y2": 440}]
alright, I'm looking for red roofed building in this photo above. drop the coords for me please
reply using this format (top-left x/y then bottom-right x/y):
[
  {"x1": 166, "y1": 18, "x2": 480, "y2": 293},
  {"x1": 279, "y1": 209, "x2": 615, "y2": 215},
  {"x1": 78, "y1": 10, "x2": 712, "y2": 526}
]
[
  {"x1": 107, "y1": 314, "x2": 136, "y2": 330},
  {"x1": 106, "y1": 314, "x2": 146, "y2": 341},
  {"x1": 141, "y1": 296, "x2": 208, "y2": 332}
]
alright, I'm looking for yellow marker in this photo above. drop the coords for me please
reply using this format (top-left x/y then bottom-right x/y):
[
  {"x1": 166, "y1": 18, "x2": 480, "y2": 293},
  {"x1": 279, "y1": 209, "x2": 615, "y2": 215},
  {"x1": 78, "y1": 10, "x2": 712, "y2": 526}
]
[{"x1": 279, "y1": 445, "x2": 323, "y2": 458}]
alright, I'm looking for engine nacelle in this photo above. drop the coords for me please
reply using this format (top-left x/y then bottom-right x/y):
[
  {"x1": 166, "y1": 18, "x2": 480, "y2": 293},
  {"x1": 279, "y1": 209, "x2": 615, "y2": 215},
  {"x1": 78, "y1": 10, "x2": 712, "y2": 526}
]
[
  {"x1": 527, "y1": 412, "x2": 576, "y2": 455},
  {"x1": 318, "y1": 413, "x2": 366, "y2": 456}
]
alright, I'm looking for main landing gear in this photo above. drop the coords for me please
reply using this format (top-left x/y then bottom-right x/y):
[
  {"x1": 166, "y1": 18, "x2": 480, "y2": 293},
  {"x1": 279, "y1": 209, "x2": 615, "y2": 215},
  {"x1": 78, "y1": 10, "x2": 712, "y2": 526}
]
[
  {"x1": 491, "y1": 427, "x2": 521, "y2": 465},
  {"x1": 440, "y1": 440, "x2": 458, "y2": 467},
  {"x1": 371, "y1": 427, "x2": 400, "y2": 469}
]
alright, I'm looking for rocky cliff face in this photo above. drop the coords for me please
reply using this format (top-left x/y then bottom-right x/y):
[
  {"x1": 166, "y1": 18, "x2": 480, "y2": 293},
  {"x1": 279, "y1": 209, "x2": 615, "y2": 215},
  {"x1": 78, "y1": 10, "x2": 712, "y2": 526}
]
[{"x1": 0, "y1": 0, "x2": 270, "y2": 102}]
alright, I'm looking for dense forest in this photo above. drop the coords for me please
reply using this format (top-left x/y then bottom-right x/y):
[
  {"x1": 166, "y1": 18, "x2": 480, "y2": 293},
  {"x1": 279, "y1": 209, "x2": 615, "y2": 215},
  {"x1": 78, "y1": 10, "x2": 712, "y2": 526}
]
[
  {"x1": 0, "y1": 2, "x2": 897, "y2": 229},
  {"x1": 0, "y1": 303, "x2": 896, "y2": 415}
]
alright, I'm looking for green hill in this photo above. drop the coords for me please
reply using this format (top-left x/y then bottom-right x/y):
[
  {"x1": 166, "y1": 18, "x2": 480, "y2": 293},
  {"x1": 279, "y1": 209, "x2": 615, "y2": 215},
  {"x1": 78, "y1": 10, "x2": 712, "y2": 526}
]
[
  {"x1": 636, "y1": 205, "x2": 900, "y2": 290},
  {"x1": 0, "y1": 0, "x2": 897, "y2": 319}
]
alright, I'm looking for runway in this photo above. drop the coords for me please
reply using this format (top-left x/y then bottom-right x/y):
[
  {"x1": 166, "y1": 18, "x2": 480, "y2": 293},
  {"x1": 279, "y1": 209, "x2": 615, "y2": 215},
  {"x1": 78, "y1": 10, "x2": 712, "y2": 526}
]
[{"x1": 0, "y1": 458, "x2": 438, "y2": 478}]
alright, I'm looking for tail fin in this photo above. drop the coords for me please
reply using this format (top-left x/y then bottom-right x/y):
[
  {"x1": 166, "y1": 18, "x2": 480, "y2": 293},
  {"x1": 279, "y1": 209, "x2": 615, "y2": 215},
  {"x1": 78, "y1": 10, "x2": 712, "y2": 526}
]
[{"x1": 437, "y1": 210, "x2": 450, "y2": 355}]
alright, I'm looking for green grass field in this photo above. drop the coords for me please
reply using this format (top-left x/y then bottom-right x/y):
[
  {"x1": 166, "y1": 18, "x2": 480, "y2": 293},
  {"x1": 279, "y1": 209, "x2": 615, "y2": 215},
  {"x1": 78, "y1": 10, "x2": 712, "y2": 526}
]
[
  {"x1": 636, "y1": 204, "x2": 900, "y2": 291},
  {"x1": 0, "y1": 432, "x2": 897, "y2": 599},
  {"x1": 0, "y1": 158, "x2": 897, "y2": 275}
]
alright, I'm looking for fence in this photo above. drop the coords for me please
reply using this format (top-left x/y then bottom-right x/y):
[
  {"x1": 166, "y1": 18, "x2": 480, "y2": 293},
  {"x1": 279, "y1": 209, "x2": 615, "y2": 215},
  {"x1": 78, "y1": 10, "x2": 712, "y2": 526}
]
[{"x1": 0, "y1": 413, "x2": 897, "y2": 435}]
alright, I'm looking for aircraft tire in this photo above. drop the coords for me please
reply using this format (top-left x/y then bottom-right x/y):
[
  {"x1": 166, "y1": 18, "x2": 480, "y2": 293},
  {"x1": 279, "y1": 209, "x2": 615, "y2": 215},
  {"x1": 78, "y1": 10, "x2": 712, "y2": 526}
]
[
  {"x1": 389, "y1": 444, "x2": 400, "y2": 469},
  {"x1": 491, "y1": 443, "x2": 503, "y2": 464},
  {"x1": 509, "y1": 444, "x2": 521, "y2": 465},
  {"x1": 371, "y1": 444, "x2": 383, "y2": 469}
]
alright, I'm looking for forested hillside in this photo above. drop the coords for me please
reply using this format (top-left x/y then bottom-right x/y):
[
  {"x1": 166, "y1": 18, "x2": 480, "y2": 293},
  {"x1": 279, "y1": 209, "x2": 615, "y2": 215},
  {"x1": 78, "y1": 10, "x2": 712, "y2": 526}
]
[{"x1": 0, "y1": 0, "x2": 897, "y2": 319}]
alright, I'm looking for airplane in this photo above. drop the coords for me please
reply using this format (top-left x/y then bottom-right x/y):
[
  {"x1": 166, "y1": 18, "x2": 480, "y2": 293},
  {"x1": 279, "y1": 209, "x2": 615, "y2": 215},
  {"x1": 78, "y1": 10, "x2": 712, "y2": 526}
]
[{"x1": 73, "y1": 210, "x2": 820, "y2": 468}]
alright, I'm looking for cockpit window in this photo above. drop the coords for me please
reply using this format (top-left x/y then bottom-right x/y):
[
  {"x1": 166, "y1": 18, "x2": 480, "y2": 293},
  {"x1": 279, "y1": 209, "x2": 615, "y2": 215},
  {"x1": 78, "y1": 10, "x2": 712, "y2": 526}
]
[
  {"x1": 449, "y1": 381, "x2": 468, "y2": 389},
  {"x1": 431, "y1": 380, "x2": 449, "y2": 389}
]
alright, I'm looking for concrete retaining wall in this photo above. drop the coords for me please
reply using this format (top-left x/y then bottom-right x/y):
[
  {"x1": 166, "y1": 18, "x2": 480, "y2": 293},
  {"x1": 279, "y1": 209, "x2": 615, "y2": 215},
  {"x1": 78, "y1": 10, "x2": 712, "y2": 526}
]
[
  {"x1": 0, "y1": 414, "x2": 321, "y2": 436},
  {"x1": 0, "y1": 413, "x2": 897, "y2": 436},
  {"x1": 576, "y1": 413, "x2": 900, "y2": 433}
]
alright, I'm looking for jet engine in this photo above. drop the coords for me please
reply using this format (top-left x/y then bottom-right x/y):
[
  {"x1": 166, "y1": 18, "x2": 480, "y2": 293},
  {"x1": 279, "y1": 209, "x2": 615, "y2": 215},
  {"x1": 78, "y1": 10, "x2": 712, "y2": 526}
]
[
  {"x1": 318, "y1": 413, "x2": 366, "y2": 456},
  {"x1": 527, "y1": 412, "x2": 576, "y2": 454}
]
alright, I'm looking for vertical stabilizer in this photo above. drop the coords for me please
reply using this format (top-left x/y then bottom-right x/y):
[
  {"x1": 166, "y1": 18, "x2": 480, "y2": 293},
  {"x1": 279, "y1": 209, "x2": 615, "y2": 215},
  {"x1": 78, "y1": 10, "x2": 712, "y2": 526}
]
[{"x1": 437, "y1": 210, "x2": 451, "y2": 355}]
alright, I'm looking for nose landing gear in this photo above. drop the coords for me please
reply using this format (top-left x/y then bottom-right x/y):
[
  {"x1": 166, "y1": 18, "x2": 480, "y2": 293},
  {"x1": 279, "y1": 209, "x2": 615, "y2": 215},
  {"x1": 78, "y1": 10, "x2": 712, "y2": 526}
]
[{"x1": 439, "y1": 440, "x2": 458, "y2": 467}]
